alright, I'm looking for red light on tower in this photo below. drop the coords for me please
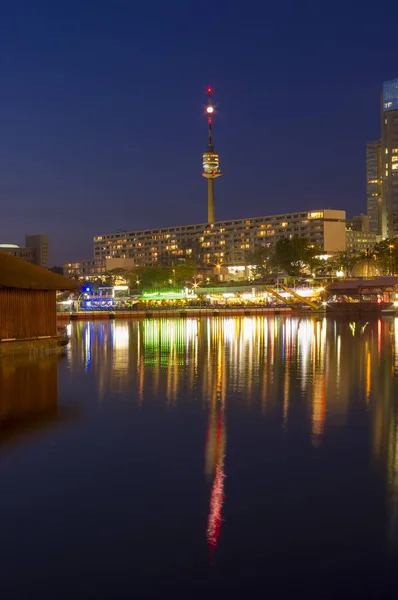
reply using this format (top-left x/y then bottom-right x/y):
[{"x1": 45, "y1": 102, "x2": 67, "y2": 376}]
[{"x1": 207, "y1": 87, "x2": 212, "y2": 93}]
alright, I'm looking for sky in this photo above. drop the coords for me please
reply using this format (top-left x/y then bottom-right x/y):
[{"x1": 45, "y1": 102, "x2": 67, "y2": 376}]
[{"x1": 0, "y1": 0, "x2": 397, "y2": 265}]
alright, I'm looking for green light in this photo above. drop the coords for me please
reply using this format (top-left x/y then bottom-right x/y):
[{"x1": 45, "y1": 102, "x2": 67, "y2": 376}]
[{"x1": 141, "y1": 289, "x2": 185, "y2": 300}]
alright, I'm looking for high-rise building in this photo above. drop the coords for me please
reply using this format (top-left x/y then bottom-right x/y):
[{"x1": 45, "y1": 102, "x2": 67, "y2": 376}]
[
  {"x1": 381, "y1": 78, "x2": 398, "y2": 238},
  {"x1": 366, "y1": 141, "x2": 382, "y2": 234},
  {"x1": 25, "y1": 234, "x2": 49, "y2": 269},
  {"x1": 0, "y1": 234, "x2": 49, "y2": 268}
]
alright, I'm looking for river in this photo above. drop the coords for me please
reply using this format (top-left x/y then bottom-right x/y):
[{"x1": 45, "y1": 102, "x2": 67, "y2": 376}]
[{"x1": 1, "y1": 316, "x2": 398, "y2": 598}]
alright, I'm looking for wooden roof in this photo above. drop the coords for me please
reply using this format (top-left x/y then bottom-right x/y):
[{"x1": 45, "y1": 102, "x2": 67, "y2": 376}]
[
  {"x1": 326, "y1": 277, "x2": 398, "y2": 295},
  {"x1": 0, "y1": 251, "x2": 79, "y2": 291}
]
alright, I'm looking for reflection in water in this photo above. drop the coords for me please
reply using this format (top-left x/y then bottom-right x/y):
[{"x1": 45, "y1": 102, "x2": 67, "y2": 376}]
[
  {"x1": 68, "y1": 316, "x2": 398, "y2": 552},
  {"x1": 0, "y1": 354, "x2": 78, "y2": 451},
  {"x1": 205, "y1": 334, "x2": 226, "y2": 557}
]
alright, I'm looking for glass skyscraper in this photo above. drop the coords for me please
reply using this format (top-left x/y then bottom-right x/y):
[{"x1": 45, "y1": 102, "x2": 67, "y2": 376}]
[
  {"x1": 368, "y1": 79, "x2": 398, "y2": 238},
  {"x1": 383, "y1": 79, "x2": 398, "y2": 112},
  {"x1": 381, "y1": 78, "x2": 398, "y2": 238}
]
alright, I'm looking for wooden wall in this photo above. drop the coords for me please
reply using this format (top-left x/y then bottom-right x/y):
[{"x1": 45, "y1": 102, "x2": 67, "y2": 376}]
[{"x1": 0, "y1": 289, "x2": 57, "y2": 340}]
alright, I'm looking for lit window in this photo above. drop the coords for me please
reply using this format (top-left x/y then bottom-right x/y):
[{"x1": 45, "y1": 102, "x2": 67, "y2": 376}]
[
  {"x1": 308, "y1": 212, "x2": 323, "y2": 219},
  {"x1": 393, "y1": 164, "x2": 398, "y2": 170}
]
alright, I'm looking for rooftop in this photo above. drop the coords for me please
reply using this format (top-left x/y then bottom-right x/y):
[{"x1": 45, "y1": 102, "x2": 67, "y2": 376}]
[{"x1": 0, "y1": 251, "x2": 78, "y2": 291}]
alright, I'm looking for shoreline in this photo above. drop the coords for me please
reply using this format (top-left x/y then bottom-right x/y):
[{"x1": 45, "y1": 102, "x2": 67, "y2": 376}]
[{"x1": 57, "y1": 307, "x2": 320, "y2": 320}]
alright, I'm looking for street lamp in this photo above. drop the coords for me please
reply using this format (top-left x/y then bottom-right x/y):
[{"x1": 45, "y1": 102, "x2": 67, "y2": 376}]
[
  {"x1": 215, "y1": 263, "x2": 223, "y2": 282},
  {"x1": 389, "y1": 244, "x2": 395, "y2": 276}
]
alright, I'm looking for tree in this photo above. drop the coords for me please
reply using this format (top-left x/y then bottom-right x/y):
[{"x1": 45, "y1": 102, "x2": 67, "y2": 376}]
[
  {"x1": 129, "y1": 266, "x2": 173, "y2": 288},
  {"x1": 49, "y1": 266, "x2": 64, "y2": 275},
  {"x1": 173, "y1": 260, "x2": 198, "y2": 285},
  {"x1": 323, "y1": 250, "x2": 361, "y2": 278},
  {"x1": 372, "y1": 240, "x2": 398, "y2": 275},
  {"x1": 270, "y1": 237, "x2": 321, "y2": 277},
  {"x1": 245, "y1": 246, "x2": 272, "y2": 279},
  {"x1": 103, "y1": 268, "x2": 129, "y2": 286}
]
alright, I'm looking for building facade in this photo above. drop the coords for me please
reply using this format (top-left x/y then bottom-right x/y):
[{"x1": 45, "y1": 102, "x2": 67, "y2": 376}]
[
  {"x1": 63, "y1": 257, "x2": 135, "y2": 279},
  {"x1": 0, "y1": 235, "x2": 49, "y2": 268},
  {"x1": 92, "y1": 209, "x2": 346, "y2": 268},
  {"x1": 345, "y1": 214, "x2": 377, "y2": 254},
  {"x1": 381, "y1": 79, "x2": 398, "y2": 238},
  {"x1": 366, "y1": 141, "x2": 382, "y2": 234},
  {"x1": 25, "y1": 235, "x2": 49, "y2": 269}
]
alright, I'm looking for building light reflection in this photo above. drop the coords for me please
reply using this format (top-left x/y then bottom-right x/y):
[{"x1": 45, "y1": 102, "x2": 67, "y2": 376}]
[{"x1": 66, "y1": 315, "x2": 398, "y2": 549}]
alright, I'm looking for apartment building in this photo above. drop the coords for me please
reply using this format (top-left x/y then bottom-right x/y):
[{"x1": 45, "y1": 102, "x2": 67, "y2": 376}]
[{"x1": 93, "y1": 209, "x2": 347, "y2": 268}]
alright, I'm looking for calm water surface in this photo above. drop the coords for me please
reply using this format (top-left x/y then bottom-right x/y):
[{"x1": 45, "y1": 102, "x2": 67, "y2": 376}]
[{"x1": 1, "y1": 316, "x2": 398, "y2": 598}]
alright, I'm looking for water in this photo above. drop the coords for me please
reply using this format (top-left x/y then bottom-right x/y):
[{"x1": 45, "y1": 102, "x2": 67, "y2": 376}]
[{"x1": 1, "y1": 316, "x2": 398, "y2": 598}]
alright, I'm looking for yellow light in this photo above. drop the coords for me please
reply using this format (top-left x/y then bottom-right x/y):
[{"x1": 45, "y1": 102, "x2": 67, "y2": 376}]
[{"x1": 206, "y1": 106, "x2": 214, "y2": 114}]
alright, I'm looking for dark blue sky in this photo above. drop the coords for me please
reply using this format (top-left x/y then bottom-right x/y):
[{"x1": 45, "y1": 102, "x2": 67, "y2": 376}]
[{"x1": 0, "y1": 0, "x2": 397, "y2": 264}]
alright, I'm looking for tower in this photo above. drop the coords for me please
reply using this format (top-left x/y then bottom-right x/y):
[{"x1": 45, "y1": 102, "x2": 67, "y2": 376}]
[{"x1": 202, "y1": 87, "x2": 222, "y2": 223}]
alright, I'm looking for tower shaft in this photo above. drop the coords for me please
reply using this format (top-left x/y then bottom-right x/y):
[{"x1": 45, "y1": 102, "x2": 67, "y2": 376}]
[{"x1": 208, "y1": 179, "x2": 215, "y2": 223}]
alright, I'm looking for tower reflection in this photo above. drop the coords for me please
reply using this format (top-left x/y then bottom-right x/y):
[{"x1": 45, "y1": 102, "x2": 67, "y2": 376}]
[{"x1": 67, "y1": 316, "x2": 398, "y2": 551}]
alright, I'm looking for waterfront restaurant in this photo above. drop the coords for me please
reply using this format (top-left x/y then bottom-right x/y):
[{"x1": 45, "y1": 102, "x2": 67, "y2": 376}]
[
  {"x1": 0, "y1": 251, "x2": 78, "y2": 354},
  {"x1": 325, "y1": 277, "x2": 398, "y2": 312}
]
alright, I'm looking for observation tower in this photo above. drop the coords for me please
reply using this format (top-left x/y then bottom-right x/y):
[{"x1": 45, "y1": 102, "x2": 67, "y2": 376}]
[{"x1": 202, "y1": 87, "x2": 222, "y2": 223}]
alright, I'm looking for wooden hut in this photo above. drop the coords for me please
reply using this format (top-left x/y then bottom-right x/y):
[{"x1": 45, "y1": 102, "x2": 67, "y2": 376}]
[
  {"x1": 0, "y1": 251, "x2": 78, "y2": 354},
  {"x1": 325, "y1": 276, "x2": 398, "y2": 313}
]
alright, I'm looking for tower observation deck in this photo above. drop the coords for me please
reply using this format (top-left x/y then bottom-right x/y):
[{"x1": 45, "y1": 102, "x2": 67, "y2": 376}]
[{"x1": 202, "y1": 87, "x2": 222, "y2": 223}]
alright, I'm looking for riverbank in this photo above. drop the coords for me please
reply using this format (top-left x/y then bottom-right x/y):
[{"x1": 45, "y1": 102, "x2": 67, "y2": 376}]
[{"x1": 57, "y1": 306, "x2": 308, "y2": 320}]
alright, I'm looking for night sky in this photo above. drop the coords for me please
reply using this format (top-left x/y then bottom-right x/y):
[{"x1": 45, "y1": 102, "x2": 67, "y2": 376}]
[{"x1": 0, "y1": 1, "x2": 397, "y2": 265}]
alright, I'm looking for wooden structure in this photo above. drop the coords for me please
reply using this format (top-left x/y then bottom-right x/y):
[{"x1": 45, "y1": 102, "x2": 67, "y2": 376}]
[
  {"x1": 325, "y1": 277, "x2": 398, "y2": 312},
  {"x1": 0, "y1": 251, "x2": 78, "y2": 350}
]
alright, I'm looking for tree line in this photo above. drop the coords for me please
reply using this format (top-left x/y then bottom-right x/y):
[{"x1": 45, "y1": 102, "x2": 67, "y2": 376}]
[{"x1": 246, "y1": 237, "x2": 398, "y2": 278}]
